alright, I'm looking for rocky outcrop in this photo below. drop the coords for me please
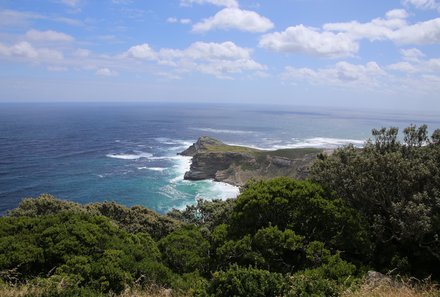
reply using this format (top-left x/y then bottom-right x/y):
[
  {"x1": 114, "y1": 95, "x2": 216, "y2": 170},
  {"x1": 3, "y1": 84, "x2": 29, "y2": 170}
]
[{"x1": 180, "y1": 136, "x2": 323, "y2": 187}]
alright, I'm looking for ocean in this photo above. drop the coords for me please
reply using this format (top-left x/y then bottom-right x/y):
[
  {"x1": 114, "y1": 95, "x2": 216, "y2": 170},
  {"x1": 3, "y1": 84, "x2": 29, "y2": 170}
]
[{"x1": 1, "y1": 102, "x2": 439, "y2": 215}]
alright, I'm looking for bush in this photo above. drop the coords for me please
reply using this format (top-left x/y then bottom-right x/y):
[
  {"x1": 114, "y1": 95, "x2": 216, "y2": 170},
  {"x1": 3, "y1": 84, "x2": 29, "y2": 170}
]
[
  {"x1": 311, "y1": 125, "x2": 440, "y2": 277},
  {"x1": 204, "y1": 265, "x2": 288, "y2": 297},
  {"x1": 0, "y1": 213, "x2": 163, "y2": 294},
  {"x1": 230, "y1": 178, "x2": 371, "y2": 261},
  {"x1": 158, "y1": 226, "x2": 210, "y2": 274}
]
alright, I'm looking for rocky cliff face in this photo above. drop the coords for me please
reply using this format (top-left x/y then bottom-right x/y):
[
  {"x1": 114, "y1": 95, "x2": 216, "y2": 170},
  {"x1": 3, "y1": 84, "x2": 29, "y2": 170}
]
[{"x1": 180, "y1": 136, "x2": 322, "y2": 187}]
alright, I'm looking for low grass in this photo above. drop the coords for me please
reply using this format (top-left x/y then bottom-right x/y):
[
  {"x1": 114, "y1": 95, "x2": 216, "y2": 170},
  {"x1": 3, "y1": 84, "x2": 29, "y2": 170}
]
[
  {"x1": 202, "y1": 144, "x2": 259, "y2": 154},
  {"x1": 0, "y1": 284, "x2": 190, "y2": 297},
  {"x1": 343, "y1": 277, "x2": 440, "y2": 297},
  {"x1": 203, "y1": 142, "x2": 323, "y2": 161},
  {"x1": 257, "y1": 148, "x2": 323, "y2": 160}
]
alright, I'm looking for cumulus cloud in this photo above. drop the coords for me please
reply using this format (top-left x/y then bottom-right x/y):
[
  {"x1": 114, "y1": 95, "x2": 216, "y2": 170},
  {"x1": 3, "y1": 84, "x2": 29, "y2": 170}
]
[
  {"x1": 25, "y1": 29, "x2": 74, "y2": 42},
  {"x1": 324, "y1": 10, "x2": 440, "y2": 45},
  {"x1": 282, "y1": 61, "x2": 386, "y2": 88},
  {"x1": 158, "y1": 41, "x2": 265, "y2": 77},
  {"x1": 259, "y1": 25, "x2": 358, "y2": 58},
  {"x1": 192, "y1": 8, "x2": 274, "y2": 33},
  {"x1": 96, "y1": 68, "x2": 118, "y2": 76},
  {"x1": 388, "y1": 48, "x2": 440, "y2": 73},
  {"x1": 124, "y1": 43, "x2": 156, "y2": 60},
  {"x1": 122, "y1": 41, "x2": 264, "y2": 78},
  {"x1": 0, "y1": 41, "x2": 64, "y2": 62},
  {"x1": 180, "y1": 0, "x2": 239, "y2": 8}
]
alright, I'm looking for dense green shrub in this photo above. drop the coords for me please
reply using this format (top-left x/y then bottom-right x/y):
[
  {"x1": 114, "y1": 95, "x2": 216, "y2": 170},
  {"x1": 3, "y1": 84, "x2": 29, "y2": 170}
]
[
  {"x1": 158, "y1": 226, "x2": 210, "y2": 274},
  {"x1": 311, "y1": 125, "x2": 440, "y2": 277},
  {"x1": 203, "y1": 265, "x2": 288, "y2": 297},
  {"x1": 0, "y1": 213, "x2": 162, "y2": 293},
  {"x1": 229, "y1": 178, "x2": 371, "y2": 261},
  {"x1": 8, "y1": 195, "x2": 181, "y2": 240}
]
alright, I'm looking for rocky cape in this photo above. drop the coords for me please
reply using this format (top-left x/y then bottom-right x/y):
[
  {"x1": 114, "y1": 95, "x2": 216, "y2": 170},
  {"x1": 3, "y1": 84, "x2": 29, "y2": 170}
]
[{"x1": 180, "y1": 136, "x2": 325, "y2": 187}]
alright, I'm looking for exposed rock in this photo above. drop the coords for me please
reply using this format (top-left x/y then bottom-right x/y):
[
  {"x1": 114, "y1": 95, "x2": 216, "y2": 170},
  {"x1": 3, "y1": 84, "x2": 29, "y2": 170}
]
[{"x1": 181, "y1": 137, "x2": 323, "y2": 187}]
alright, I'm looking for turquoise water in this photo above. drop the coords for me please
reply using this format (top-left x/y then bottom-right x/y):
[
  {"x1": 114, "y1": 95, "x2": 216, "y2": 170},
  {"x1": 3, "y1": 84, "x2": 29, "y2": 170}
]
[{"x1": 1, "y1": 102, "x2": 439, "y2": 214}]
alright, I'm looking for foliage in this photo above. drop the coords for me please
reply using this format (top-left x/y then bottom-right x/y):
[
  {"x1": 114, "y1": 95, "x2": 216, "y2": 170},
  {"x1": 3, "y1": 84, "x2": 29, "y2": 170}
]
[
  {"x1": 0, "y1": 213, "x2": 168, "y2": 293},
  {"x1": 9, "y1": 195, "x2": 181, "y2": 240},
  {"x1": 8, "y1": 194, "x2": 84, "y2": 217},
  {"x1": 311, "y1": 125, "x2": 440, "y2": 277},
  {"x1": 167, "y1": 198, "x2": 236, "y2": 232},
  {"x1": 158, "y1": 226, "x2": 210, "y2": 274},
  {"x1": 229, "y1": 177, "x2": 371, "y2": 261},
  {"x1": 202, "y1": 264, "x2": 288, "y2": 297}
]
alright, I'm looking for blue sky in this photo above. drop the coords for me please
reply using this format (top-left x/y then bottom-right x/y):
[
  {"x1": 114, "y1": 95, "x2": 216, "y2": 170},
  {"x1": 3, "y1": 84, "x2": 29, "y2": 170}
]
[{"x1": 0, "y1": 0, "x2": 439, "y2": 111}]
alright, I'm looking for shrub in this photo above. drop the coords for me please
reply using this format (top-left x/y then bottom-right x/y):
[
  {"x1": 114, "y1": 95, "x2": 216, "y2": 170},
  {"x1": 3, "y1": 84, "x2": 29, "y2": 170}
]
[{"x1": 204, "y1": 265, "x2": 288, "y2": 297}]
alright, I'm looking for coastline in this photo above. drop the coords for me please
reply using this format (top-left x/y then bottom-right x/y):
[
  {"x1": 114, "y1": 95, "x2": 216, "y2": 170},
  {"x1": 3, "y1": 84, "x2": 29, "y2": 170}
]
[{"x1": 179, "y1": 136, "x2": 327, "y2": 187}]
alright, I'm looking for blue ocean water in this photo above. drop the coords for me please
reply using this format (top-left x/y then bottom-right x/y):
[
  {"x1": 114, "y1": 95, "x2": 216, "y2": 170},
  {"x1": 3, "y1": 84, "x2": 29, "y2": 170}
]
[{"x1": 1, "y1": 102, "x2": 439, "y2": 215}]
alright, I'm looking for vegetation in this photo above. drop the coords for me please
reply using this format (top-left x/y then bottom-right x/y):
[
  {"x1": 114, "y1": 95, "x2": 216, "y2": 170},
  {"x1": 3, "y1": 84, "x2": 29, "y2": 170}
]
[
  {"x1": 0, "y1": 124, "x2": 439, "y2": 296},
  {"x1": 311, "y1": 124, "x2": 440, "y2": 278}
]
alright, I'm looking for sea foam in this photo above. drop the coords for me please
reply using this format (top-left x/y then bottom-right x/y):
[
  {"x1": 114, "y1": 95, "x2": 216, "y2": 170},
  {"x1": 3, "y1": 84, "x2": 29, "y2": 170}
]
[{"x1": 106, "y1": 151, "x2": 153, "y2": 160}]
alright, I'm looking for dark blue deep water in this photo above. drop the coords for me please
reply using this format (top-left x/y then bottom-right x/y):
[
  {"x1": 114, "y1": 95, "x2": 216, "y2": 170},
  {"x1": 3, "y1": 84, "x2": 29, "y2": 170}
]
[{"x1": 1, "y1": 102, "x2": 439, "y2": 215}]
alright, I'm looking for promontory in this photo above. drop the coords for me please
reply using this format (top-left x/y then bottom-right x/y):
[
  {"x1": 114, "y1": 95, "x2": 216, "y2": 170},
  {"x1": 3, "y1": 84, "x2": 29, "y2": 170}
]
[{"x1": 180, "y1": 136, "x2": 325, "y2": 187}]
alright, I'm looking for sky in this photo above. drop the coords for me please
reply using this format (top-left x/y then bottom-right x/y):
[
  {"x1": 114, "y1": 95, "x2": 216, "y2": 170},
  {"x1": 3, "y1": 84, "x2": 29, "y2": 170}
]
[{"x1": 0, "y1": 0, "x2": 440, "y2": 111}]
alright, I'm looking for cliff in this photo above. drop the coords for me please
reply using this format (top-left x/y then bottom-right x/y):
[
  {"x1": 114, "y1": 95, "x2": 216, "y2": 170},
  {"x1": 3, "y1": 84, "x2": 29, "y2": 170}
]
[{"x1": 180, "y1": 136, "x2": 323, "y2": 186}]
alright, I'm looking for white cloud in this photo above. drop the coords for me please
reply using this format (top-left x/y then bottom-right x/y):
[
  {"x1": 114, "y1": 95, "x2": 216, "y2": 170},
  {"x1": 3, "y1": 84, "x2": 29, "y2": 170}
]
[
  {"x1": 282, "y1": 61, "x2": 386, "y2": 88},
  {"x1": 0, "y1": 41, "x2": 64, "y2": 62},
  {"x1": 0, "y1": 9, "x2": 83, "y2": 27},
  {"x1": 25, "y1": 29, "x2": 74, "y2": 42},
  {"x1": 324, "y1": 10, "x2": 440, "y2": 45},
  {"x1": 120, "y1": 41, "x2": 264, "y2": 78},
  {"x1": 403, "y1": 0, "x2": 440, "y2": 10},
  {"x1": 96, "y1": 68, "x2": 118, "y2": 76},
  {"x1": 391, "y1": 18, "x2": 440, "y2": 44},
  {"x1": 0, "y1": 9, "x2": 44, "y2": 27},
  {"x1": 180, "y1": 0, "x2": 239, "y2": 8},
  {"x1": 400, "y1": 48, "x2": 425, "y2": 61},
  {"x1": 60, "y1": 0, "x2": 81, "y2": 7},
  {"x1": 167, "y1": 17, "x2": 192, "y2": 24},
  {"x1": 323, "y1": 10, "x2": 409, "y2": 41},
  {"x1": 158, "y1": 41, "x2": 265, "y2": 78},
  {"x1": 124, "y1": 43, "x2": 156, "y2": 60},
  {"x1": 259, "y1": 25, "x2": 358, "y2": 58},
  {"x1": 388, "y1": 49, "x2": 440, "y2": 73},
  {"x1": 180, "y1": 18, "x2": 192, "y2": 24},
  {"x1": 388, "y1": 61, "x2": 419, "y2": 72},
  {"x1": 175, "y1": 41, "x2": 251, "y2": 60},
  {"x1": 192, "y1": 8, "x2": 274, "y2": 33}
]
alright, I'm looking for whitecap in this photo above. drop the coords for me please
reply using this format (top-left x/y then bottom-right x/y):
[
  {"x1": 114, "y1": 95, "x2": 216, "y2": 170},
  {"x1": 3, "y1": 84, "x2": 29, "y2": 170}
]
[
  {"x1": 138, "y1": 167, "x2": 167, "y2": 171},
  {"x1": 228, "y1": 137, "x2": 364, "y2": 150},
  {"x1": 149, "y1": 156, "x2": 181, "y2": 160},
  {"x1": 195, "y1": 180, "x2": 240, "y2": 200},
  {"x1": 169, "y1": 156, "x2": 192, "y2": 183},
  {"x1": 286, "y1": 137, "x2": 364, "y2": 149},
  {"x1": 106, "y1": 151, "x2": 153, "y2": 160}
]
